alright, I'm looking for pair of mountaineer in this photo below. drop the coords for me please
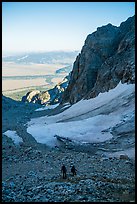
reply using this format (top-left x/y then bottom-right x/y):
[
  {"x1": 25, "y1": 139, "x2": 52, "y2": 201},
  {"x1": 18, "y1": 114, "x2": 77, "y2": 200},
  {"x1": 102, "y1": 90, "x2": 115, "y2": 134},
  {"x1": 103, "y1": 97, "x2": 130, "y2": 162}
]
[{"x1": 61, "y1": 165, "x2": 77, "y2": 179}]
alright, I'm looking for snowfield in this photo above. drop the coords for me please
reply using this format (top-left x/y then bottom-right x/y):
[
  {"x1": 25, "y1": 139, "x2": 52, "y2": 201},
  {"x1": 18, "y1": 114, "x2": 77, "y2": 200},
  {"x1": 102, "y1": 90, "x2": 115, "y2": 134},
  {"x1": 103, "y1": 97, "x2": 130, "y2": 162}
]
[
  {"x1": 27, "y1": 82, "x2": 135, "y2": 147},
  {"x1": 3, "y1": 130, "x2": 23, "y2": 145}
]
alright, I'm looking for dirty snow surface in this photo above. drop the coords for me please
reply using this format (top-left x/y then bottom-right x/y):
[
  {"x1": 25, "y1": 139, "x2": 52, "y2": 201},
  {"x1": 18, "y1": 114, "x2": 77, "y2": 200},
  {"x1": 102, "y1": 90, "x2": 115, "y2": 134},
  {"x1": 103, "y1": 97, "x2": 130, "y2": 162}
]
[
  {"x1": 3, "y1": 130, "x2": 23, "y2": 145},
  {"x1": 35, "y1": 103, "x2": 59, "y2": 111},
  {"x1": 27, "y1": 82, "x2": 135, "y2": 148}
]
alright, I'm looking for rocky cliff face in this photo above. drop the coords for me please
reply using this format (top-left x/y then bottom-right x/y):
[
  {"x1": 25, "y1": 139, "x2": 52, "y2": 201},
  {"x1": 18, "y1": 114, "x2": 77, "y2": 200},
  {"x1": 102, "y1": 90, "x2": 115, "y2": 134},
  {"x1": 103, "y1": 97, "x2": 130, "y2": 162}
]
[
  {"x1": 62, "y1": 15, "x2": 135, "y2": 104},
  {"x1": 22, "y1": 74, "x2": 70, "y2": 105}
]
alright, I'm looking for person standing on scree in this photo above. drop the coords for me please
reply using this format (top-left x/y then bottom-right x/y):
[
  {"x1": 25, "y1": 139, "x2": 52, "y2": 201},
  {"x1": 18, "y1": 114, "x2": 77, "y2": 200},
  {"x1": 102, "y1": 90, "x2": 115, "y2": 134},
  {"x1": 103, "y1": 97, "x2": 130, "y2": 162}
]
[
  {"x1": 71, "y1": 165, "x2": 77, "y2": 176},
  {"x1": 61, "y1": 164, "x2": 67, "y2": 179}
]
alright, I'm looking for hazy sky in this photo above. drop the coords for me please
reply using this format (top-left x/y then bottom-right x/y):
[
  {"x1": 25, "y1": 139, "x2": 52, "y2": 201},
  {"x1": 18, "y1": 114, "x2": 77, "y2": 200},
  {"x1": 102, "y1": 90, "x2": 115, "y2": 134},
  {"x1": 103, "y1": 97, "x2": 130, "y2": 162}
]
[{"x1": 2, "y1": 2, "x2": 135, "y2": 54}]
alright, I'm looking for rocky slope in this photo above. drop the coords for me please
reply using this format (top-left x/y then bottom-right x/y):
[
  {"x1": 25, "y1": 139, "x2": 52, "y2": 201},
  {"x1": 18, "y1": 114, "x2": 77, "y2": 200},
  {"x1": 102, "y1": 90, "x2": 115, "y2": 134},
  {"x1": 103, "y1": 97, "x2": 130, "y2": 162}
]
[
  {"x1": 2, "y1": 83, "x2": 135, "y2": 202},
  {"x1": 62, "y1": 15, "x2": 135, "y2": 104},
  {"x1": 22, "y1": 74, "x2": 70, "y2": 105},
  {"x1": 2, "y1": 147, "x2": 135, "y2": 202}
]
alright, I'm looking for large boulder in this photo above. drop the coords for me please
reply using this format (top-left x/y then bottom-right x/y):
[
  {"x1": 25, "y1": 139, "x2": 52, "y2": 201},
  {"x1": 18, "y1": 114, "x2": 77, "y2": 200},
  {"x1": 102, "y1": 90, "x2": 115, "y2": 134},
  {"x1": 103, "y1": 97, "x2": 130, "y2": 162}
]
[{"x1": 22, "y1": 90, "x2": 41, "y2": 103}]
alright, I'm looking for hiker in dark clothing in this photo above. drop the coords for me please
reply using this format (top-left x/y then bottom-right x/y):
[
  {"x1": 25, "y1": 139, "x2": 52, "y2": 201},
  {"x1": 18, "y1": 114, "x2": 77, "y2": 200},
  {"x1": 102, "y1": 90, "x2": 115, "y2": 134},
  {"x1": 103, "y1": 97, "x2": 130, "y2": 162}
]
[
  {"x1": 71, "y1": 165, "x2": 77, "y2": 176},
  {"x1": 61, "y1": 164, "x2": 67, "y2": 179}
]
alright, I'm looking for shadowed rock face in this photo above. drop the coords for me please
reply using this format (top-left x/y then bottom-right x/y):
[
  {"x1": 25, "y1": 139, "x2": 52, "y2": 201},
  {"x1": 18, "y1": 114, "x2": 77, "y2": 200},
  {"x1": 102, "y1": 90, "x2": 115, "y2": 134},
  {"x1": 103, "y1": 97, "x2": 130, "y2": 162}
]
[{"x1": 62, "y1": 15, "x2": 135, "y2": 104}]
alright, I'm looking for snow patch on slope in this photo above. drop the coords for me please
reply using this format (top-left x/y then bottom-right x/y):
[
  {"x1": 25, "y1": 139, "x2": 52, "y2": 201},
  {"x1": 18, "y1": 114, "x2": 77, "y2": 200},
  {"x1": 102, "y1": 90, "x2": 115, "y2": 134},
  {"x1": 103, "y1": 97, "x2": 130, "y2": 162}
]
[
  {"x1": 27, "y1": 114, "x2": 119, "y2": 146},
  {"x1": 104, "y1": 148, "x2": 135, "y2": 160},
  {"x1": 35, "y1": 104, "x2": 59, "y2": 112},
  {"x1": 3, "y1": 130, "x2": 23, "y2": 145},
  {"x1": 27, "y1": 82, "x2": 135, "y2": 147},
  {"x1": 53, "y1": 81, "x2": 134, "y2": 122},
  {"x1": 17, "y1": 55, "x2": 28, "y2": 61}
]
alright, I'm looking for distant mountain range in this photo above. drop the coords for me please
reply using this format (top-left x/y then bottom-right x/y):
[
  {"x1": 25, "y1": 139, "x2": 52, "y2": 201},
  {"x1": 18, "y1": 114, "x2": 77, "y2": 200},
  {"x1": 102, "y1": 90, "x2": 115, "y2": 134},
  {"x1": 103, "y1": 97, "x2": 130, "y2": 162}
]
[{"x1": 2, "y1": 51, "x2": 79, "y2": 65}]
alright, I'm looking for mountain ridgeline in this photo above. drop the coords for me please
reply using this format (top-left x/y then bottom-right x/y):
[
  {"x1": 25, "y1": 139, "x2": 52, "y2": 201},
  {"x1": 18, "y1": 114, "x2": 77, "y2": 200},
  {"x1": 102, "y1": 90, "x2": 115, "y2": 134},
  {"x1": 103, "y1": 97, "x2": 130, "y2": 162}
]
[
  {"x1": 61, "y1": 15, "x2": 135, "y2": 104},
  {"x1": 3, "y1": 51, "x2": 79, "y2": 65}
]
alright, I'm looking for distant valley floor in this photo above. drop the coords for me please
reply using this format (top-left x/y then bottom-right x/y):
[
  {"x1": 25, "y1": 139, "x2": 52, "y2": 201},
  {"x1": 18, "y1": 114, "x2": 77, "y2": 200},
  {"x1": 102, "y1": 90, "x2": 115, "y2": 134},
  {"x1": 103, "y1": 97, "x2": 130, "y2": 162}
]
[{"x1": 2, "y1": 62, "x2": 71, "y2": 100}]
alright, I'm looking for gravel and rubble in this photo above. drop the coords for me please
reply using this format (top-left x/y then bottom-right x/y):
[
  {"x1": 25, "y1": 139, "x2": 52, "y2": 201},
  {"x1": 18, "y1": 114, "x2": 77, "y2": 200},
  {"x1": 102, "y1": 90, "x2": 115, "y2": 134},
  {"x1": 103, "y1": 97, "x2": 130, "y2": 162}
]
[
  {"x1": 2, "y1": 95, "x2": 135, "y2": 202},
  {"x1": 2, "y1": 144, "x2": 135, "y2": 202}
]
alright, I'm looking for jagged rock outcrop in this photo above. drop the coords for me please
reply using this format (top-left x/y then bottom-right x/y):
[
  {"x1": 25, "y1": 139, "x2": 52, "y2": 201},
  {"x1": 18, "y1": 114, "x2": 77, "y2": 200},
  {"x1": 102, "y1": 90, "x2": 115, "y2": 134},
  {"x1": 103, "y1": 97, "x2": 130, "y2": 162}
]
[
  {"x1": 62, "y1": 15, "x2": 135, "y2": 104},
  {"x1": 22, "y1": 90, "x2": 41, "y2": 103},
  {"x1": 22, "y1": 74, "x2": 70, "y2": 105}
]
